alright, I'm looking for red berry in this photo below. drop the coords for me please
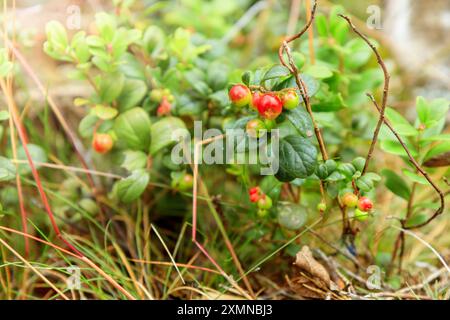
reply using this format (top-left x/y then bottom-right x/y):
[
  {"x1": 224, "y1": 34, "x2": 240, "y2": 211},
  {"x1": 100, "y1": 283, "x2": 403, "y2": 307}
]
[
  {"x1": 249, "y1": 186, "x2": 263, "y2": 202},
  {"x1": 249, "y1": 187, "x2": 260, "y2": 195},
  {"x1": 157, "y1": 96, "x2": 171, "y2": 116},
  {"x1": 342, "y1": 193, "x2": 358, "y2": 208},
  {"x1": 92, "y1": 133, "x2": 113, "y2": 154},
  {"x1": 229, "y1": 84, "x2": 251, "y2": 108},
  {"x1": 281, "y1": 90, "x2": 299, "y2": 110},
  {"x1": 358, "y1": 196, "x2": 373, "y2": 212},
  {"x1": 256, "y1": 94, "x2": 282, "y2": 120},
  {"x1": 250, "y1": 193, "x2": 260, "y2": 203}
]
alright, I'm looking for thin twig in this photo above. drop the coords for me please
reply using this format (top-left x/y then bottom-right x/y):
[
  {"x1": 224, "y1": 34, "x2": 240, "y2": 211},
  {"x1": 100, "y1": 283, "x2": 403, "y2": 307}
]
[
  {"x1": 367, "y1": 94, "x2": 445, "y2": 229},
  {"x1": 278, "y1": 0, "x2": 328, "y2": 160},
  {"x1": 338, "y1": 14, "x2": 390, "y2": 176}
]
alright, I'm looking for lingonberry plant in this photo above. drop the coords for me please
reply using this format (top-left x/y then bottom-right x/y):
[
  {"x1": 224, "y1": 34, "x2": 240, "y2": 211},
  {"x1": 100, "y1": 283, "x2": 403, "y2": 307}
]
[
  {"x1": 0, "y1": 0, "x2": 448, "y2": 300},
  {"x1": 40, "y1": 0, "x2": 448, "y2": 278}
]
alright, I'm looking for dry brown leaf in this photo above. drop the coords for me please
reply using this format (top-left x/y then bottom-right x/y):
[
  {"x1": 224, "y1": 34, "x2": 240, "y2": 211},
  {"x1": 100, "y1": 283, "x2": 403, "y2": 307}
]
[{"x1": 294, "y1": 246, "x2": 331, "y2": 287}]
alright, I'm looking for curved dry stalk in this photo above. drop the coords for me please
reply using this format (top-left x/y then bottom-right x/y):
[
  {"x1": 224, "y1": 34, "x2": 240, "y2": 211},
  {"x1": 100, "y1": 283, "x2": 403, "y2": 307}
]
[
  {"x1": 277, "y1": 0, "x2": 328, "y2": 160},
  {"x1": 367, "y1": 94, "x2": 445, "y2": 229},
  {"x1": 338, "y1": 14, "x2": 390, "y2": 175}
]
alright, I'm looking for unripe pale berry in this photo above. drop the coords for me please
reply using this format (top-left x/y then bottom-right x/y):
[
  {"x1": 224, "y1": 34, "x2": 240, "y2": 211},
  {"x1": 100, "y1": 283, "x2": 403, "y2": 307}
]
[
  {"x1": 178, "y1": 174, "x2": 194, "y2": 191},
  {"x1": 342, "y1": 193, "x2": 358, "y2": 208},
  {"x1": 257, "y1": 194, "x2": 272, "y2": 210},
  {"x1": 257, "y1": 208, "x2": 268, "y2": 218},
  {"x1": 317, "y1": 202, "x2": 327, "y2": 213},
  {"x1": 354, "y1": 208, "x2": 369, "y2": 221},
  {"x1": 281, "y1": 90, "x2": 299, "y2": 110},
  {"x1": 246, "y1": 119, "x2": 266, "y2": 138}
]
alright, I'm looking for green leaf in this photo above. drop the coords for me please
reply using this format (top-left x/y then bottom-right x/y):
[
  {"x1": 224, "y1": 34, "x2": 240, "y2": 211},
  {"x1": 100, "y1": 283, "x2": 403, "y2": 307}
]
[
  {"x1": 325, "y1": 170, "x2": 345, "y2": 182},
  {"x1": 276, "y1": 135, "x2": 318, "y2": 182},
  {"x1": 262, "y1": 65, "x2": 290, "y2": 82},
  {"x1": 315, "y1": 14, "x2": 328, "y2": 37},
  {"x1": 356, "y1": 173, "x2": 380, "y2": 192},
  {"x1": 0, "y1": 157, "x2": 16, "y2": 181},
  {"x1": 121, "y1": 150, "x2": 147, "y2": 171},
  {"x1": 331, "y1": 19, "x2": 348, "y2": 45},
  {"x1": 380, "y1": 140, "x2": 418, "y2": 157},
  {"x1": 344, "y1": 38, "x2": 374, "y2": 69},
  {"x1": 95, "y1": 12, "x2": 117, "y2": 42},
  {"x1": 0, "y1": 110, "x2": 9, "y2": 121},
  {"x1": 206, "y1": 62, "x2": 229, "y2": 91},
  {"x1": 423, "y1": 141, "x2": 450, "y2": 161},
  {"x1": 382, "y1": 169, "x2": 410, "y2": 200},
  {"x1": 402, "y1": 169, "x2": 428, "y2": 185},
  {"x1": 117, "y1": 79, "x2": 147, "y2": 111},
  {"x1": 385, "y1": 108, "x2": 417, "y2": 136},
  {"x1": 241, "y1": 71, "x2": 251, "y2": 86},
  {"x1": 260, "y1": 175, "x2": 283, "y2": 202},
  {"x1": 313, "y1": 91, "x2": 346, "y2": 112},
  {"x1": 352, "y1": 157, "x2": 366, "y2": 172},
  {"x1": 118, "y1": 53, "x2": 147, "y2": 80},
  {"x1": 304, "y1": 65, "x2": 333, "y2": 79},
  {"x1": 417, "y1": 96, "x2": 449, "y2": 128},
  {"x1": 405, "y1": 213, "x2": 428, "y2": 229},
  {"x1": 184, "y1": 70, "x2": 211, "y2": 96},
  {"x1": 115, "y1": 169, "x2": 149, "y2": 203},
  {"x1": 93, "y1": 105, "x2": 118, "y2": 120},
  {"x1": 143, "y1": 26, "x2": 165, "y2": 56},
  {"x1": 0, "y1": 61, "x2": 13, "y2": 77},
  {"x1": 71, "y1": 31, "x2": 91, "y2": 63},
  {"x1": 274, "y1": 74, "x2": 319, "y2": 101},
  {"x1": 114, "y1": 108, "x2": 152, "y2": 151},
  {"x1": 338, "y1": 162, "x2": 356, "y2": 179},
  {"x1": 17, "y1": 144, "x2": 48, "y2": 174},
  {"x1": 277, "y1": 202, "x2": 307, "y2": 230},
  {"x1": 150, "y1": 117, "x2": 189, "y2": 155},
  {"x1": 79, "y1": 113, "x2": 98, "y2": 138},
  {"x1": 99, "y1": 73, "x2": 125, "y2": 104},
  {"x1": 45, "y1": 21, "x2": 68, "y2": 50},
  {"x1": 284, "y1": 107, "x2": 314, "y2": 138}
]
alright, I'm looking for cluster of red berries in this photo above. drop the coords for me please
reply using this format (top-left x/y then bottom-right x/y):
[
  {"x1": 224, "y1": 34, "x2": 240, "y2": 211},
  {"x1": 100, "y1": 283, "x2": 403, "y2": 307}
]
[
  {"x1": 249, "y1": 186, "x2": 273, "y2": 217},
  {"x1": 341, "y1": 193, "x2": 374, "y2": 221},
  {"x1": 92, "y1": 133, "x2": 114, "y2": 154},
  {"x1": 229, "y1": 84, "x2": 299, "y2": 137}
]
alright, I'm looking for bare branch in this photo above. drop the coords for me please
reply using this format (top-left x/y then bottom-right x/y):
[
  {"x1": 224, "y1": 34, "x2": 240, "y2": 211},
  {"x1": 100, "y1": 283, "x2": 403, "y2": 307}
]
[
  {"x1": 367, "y1": 94, "x2": 445, "y2": 229},
  {"x1": 338, "y1": 14, "x2": 390, "y2": 175},
  {"x1": 278, "y1": 0, "x2": 328, "y2": 160}
]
